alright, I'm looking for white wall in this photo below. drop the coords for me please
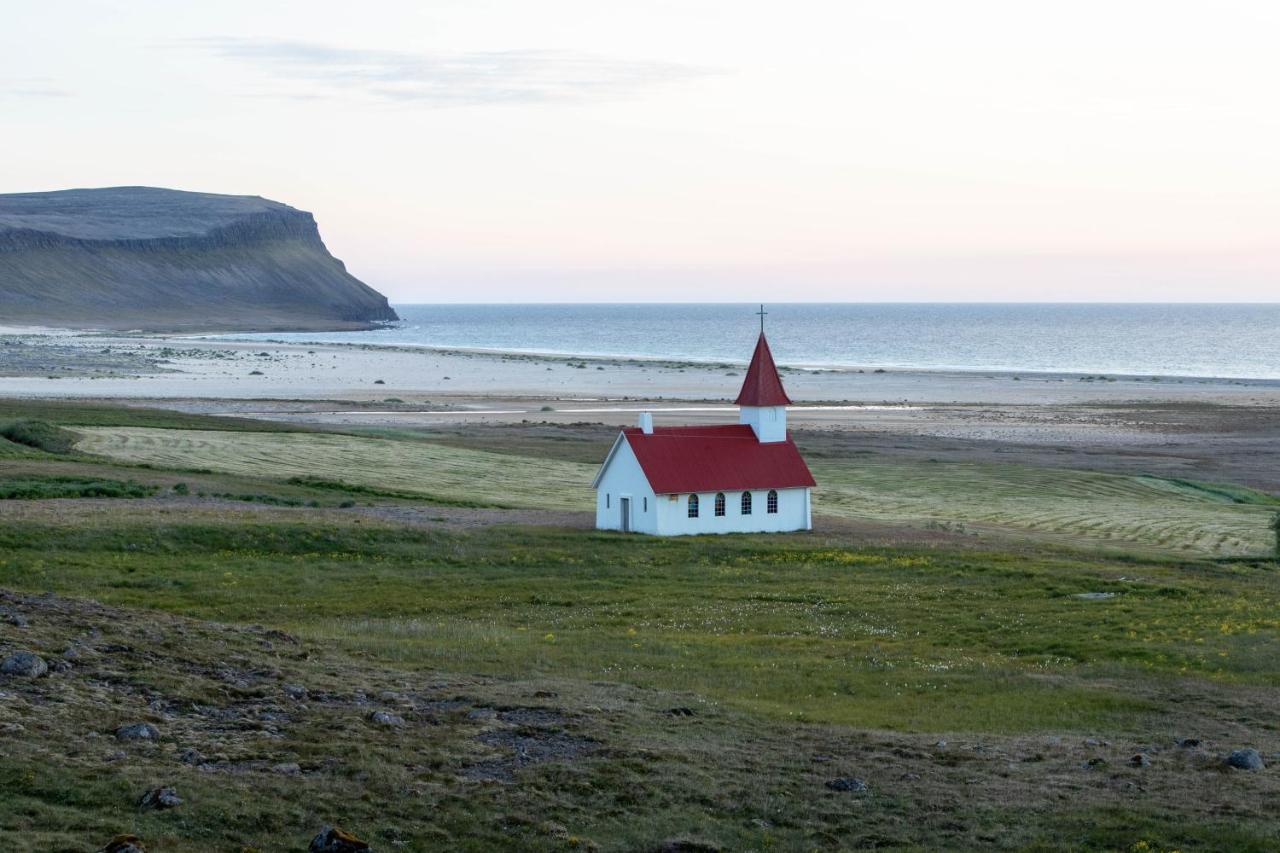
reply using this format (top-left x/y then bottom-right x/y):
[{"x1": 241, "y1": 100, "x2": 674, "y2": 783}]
[
  {"x1": 594, "y1": 438, "x2": 658, "y2": 534},
  {"x1": 653, "y1": 487, "x2": 810, "y2": 536},
  {"x1": 739, "y1": 405, "x2": 787, "y2": 443}
]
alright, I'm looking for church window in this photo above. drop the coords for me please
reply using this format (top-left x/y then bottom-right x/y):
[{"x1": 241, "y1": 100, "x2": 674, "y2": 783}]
[
  {"x1": 687, "y1": 494, "x2": 699, "y2": 518},
  {"x1": 714, "y1": 492, "x2": 726, "y2": 516},
  {"x1": 767, "y1": 489, "x2": 779, "y2": 514},
  {"x1": 741, "y1": 492, "x2": 752, "y2": 515}
]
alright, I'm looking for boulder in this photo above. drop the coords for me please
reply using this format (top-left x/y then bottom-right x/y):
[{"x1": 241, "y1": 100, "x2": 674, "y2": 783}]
[
  {"x1": 1227, "y1": 748, "x2": 1265, "y2": 771},
  {"x1": 309, "y1": 825, "x2": 372, "y2": 852},
  {"x1": 368, "y1": 710, "x2": 405, "y2": 727},
  {"x1": 1, "y1": 651, "x2": 48, "y2": 678},
  {"x1": 825, "y1": 777, "x2": 869, "y2": 792},
  {"x1": 115, "y1": 723, "x2": 159, "y2": 741},
  {"x1": 99, "y1": 835, "x2": 146, "y2": 853},
  {"x1": 138, "y1": 786, "x2": 182, "y2": 810}
]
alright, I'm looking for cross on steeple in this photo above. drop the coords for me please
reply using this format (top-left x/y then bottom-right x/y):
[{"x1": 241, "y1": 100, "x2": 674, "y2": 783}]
[{"x1": 756, "y1": 304, "x2": 768, "y2": 335}]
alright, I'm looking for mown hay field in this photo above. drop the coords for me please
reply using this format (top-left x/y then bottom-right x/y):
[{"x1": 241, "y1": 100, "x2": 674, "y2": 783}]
[
  {"x1": 76, "y1": 427, "x2": 1275, "y2": 556},
  {"x1": 75, "y1": 427, "x2": 595, "y2": 510}
]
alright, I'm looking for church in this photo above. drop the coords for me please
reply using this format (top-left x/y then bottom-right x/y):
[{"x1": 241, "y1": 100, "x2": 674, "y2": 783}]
[{"x1": 592, "y1": 320, "x2": 815, "y2": 535}]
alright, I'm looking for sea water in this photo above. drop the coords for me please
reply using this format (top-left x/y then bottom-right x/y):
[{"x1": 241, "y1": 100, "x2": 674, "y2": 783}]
[{"x1": 220, "y1": 303, "x2": 1280, "y2": 380}]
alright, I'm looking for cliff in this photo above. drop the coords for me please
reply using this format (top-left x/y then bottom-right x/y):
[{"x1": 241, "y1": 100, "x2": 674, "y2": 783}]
[{"x1": 0, "y1": 187, "x2": 399, "y2": 331}]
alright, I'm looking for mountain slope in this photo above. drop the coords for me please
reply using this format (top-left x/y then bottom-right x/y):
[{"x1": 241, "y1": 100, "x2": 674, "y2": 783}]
[{"x1": 0, "y1": 187, "x2": 398, "y2": 331}]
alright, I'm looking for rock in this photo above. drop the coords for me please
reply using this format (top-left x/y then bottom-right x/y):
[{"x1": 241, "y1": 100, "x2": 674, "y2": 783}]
[
  {"x1": 825, "y1": 777, "x2": 869, "y2": 792},
  {"x1": 138, "y1": 786, "x2": 182, "y2": 810},
  {"x1": 1178, "y1": 738, "x2": 1201, "y2": 748},
  {"x1": 368, "y1": 711, "x2": 405, "y2": 727},
  {"x1": 1227, "y1": 748, "x2": 1265, "y2": 771},
  {"x1": 105, "y1": 750, "x2": 127, "y2": 762},
  {"x1": 309, "y1": 825, "x2": 372, "y2": 852},
  {"x1": 1, "y1": 650, "x2": 48, "y2": 678},
  {"x1": 115, "y1": 723, "x2": 159, "y2": 741},
  {"x1": 179, "y1": 747, "x2": 205, "y2": 765},
  {"x1": 1129, "y1": 754, "x2": 1150, "y2": 767},
  {"x1": 282, "y1": 683, "x2": 308, "y2": 700},
  {"x1": 99, "y1": 835, "x2": 147, "y2": 853},
  {"x1": 271, "y1": 762, "x2": 302, "y2": 774},
  {"x1": 656, "y1": 840, "x2": 722, "y2": 853},
  {"x1": 0, "y1": 607, "x2": 28, "y2": 628},
  {"x1": 667, "y1": 707, "x2": 695, "y2": 717}
]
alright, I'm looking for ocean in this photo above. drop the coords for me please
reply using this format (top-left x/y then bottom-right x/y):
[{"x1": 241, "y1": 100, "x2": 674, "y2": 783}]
[{"x1": 221, "y1": 303, "x2": 1280, "y2": 380}]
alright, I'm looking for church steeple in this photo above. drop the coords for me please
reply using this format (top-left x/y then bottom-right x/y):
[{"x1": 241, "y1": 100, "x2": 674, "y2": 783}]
[
  {"x1": 735, "y1": 308, "x2": 790, "y2": 442},
  {"x1": 734, "y1": 331, "x2": 792, "y2": 407}
]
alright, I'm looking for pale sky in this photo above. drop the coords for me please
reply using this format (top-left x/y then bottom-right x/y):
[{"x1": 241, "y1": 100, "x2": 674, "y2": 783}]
[{"x1": 3, "y1": 1, "x2": 1277, "y2": 302}]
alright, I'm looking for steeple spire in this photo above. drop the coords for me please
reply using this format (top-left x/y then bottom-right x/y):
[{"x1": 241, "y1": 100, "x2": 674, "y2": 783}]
[{"x1": 734, "y1": 328, "x2": 791, "y2": 407}]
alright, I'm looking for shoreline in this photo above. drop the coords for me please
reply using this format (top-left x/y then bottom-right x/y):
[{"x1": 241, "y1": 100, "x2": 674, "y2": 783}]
[
  {"x1": 7, "y1": 322, "x2": 1280, "y2": 385},
  {"x1": 2, "y1": 324, "x2": 1280, "y2": 408}
]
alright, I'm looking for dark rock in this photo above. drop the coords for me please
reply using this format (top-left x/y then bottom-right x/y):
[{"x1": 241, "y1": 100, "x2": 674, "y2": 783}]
[
  {"x1": 179, "y1": 747, "x2": 205, "y2": 765},
  {"x1": 99, "y1": 835, "x2": 147, "y2": 853},
  {"x1": 1129, "y1": 754, "x2": 1150, "y2": 767},
  {"x1": 1178, "y1": 738, "x2": 1201, "y2": 748},
  {"x1": 0, "y1": 607, "x2": 28, "y2": 628},
  {"x1": 667, "y1": 707, "x2": 695, "y2": 717},
  {"x1": 309, "y1": 825, "x2": 372, "y2": 852},
  {"x1": 282, "y1": 683, "x2": 308, "y2": 700},
  {"x1": 368, "y1": 711, "x2": 405, "y2": 727},
  {"x1": 1227, "y1": 748, "x2": 1265, "y2": 770},
  {"x1": 825, "y1": 777, "x2": 869, "y2": 792},
  {"x1": 138, "y1": 786, "x2": 182, "y2": 810},
  {"x1": 0, "y1": 651, "x2": 47, "y2": 677},
  {"x1": 115, "y1": 723, "x2": 159, "y2": 741},
  {"x1": 1084, "y1": 757, "x2": 1109, "y2": 769},
  {"x1": 656, "y1": 840, "x2": 722, "y2": 853}
]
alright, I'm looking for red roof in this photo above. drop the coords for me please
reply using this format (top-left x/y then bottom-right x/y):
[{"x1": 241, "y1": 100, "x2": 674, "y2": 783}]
[
  {"x1": 622, "y1": 424, "x2": 815, "y2": 494},
  {"x1": 734, "y1": 333, "x2": 792, "y2": 406}
]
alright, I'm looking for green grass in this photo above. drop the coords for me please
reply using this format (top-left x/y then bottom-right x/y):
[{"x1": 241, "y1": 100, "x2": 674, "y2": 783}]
[
  {"x1": 0, "y1": 474, "x2": 157, "y2": 500},
  {"x1": 3, "y1": 520, "x2": 1277, "y2": 733},
  {"x1": 74, "y1": 426, "x2": 1277, "y2": 556},
  {"x1": 0, "y1": 398, "x2": 309, "y2": 433},
  {"x1": 75, "y1": 427, "x2": 592, "y2": 510},
  {"x1": 0, "y1": 420, "x2": 78, "y2": 454}
]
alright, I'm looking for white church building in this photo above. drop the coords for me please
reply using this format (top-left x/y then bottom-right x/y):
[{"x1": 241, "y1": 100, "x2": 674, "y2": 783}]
[{"x1": 592, "y1": 325, "x2": 815, "y2": 535}]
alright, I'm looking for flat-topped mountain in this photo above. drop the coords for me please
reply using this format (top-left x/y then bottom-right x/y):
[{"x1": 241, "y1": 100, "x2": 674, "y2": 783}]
[{"x1": 0, "y1": 187, "x2": 398, "y2": 331}]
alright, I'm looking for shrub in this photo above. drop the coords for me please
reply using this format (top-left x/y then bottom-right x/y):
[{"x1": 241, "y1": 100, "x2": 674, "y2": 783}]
[{"x1": 0, "y1": 420, "x2": 78, "y2": 454}]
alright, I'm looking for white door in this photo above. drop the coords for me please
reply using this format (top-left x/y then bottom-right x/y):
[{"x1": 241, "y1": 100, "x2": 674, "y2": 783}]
[{"x1": 620, "y1": 497, "x2": 631, "y2": 532}]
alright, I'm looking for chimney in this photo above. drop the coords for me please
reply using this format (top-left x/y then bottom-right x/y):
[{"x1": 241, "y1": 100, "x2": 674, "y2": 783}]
[{"x1": 638, "y1": 412, "x2": 654, "y2": 434}]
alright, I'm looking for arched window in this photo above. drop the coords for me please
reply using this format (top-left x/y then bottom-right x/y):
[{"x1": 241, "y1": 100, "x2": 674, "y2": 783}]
[
  {"x1": 687, "y1": 494, "x2": 699, "y2": 518},
  {"x1": 714, "y1": 492, "x2": 726, "y2": 516},
  {"x1": 741, "y1": 492, "x2": 753, "y2": 515},
  {"x1": 767, "y1": 489, "x2": 779, "y2": 514}
]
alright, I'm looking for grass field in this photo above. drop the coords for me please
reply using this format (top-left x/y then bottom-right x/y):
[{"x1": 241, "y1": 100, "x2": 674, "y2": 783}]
[
  {"x1": 76, "y1": 425, "x2": 1277, "y2": 556},
  {"x1": 3, "y1": 401, "x2": 1279, "y2": 850}
]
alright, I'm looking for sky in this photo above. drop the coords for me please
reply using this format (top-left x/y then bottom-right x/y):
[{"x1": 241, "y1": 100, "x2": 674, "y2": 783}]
[{"x1": 3, "y1": 0, "x2": 1278, "y2": 303}]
